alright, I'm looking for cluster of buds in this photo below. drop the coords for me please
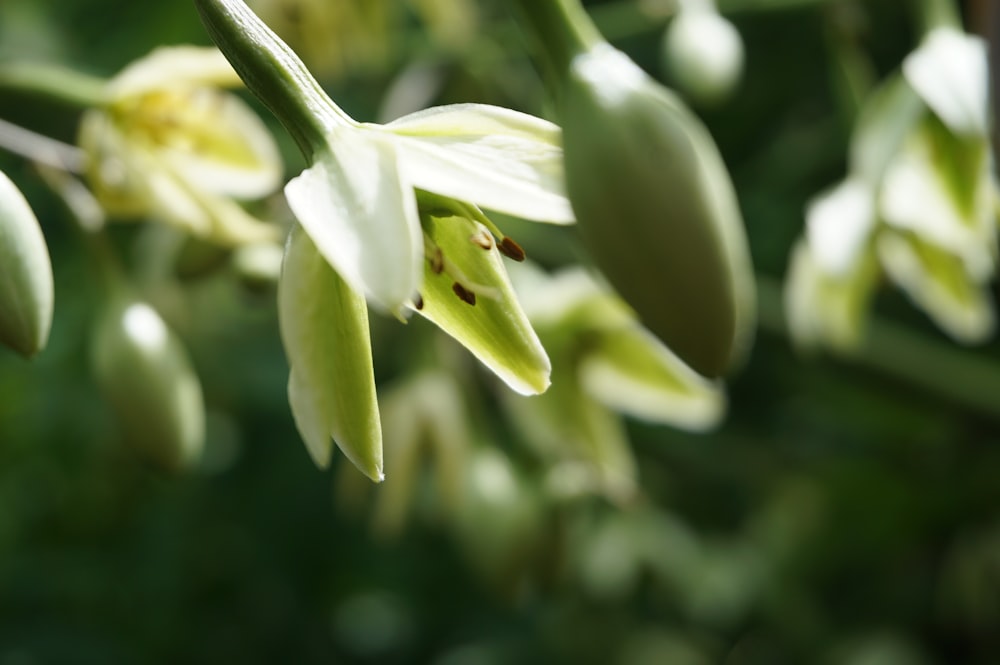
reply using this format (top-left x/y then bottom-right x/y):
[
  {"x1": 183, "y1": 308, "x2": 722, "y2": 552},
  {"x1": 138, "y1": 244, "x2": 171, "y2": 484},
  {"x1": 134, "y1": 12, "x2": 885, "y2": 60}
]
[{"x1": 786, "y1": 26, "x2": 997, "y2": 351}]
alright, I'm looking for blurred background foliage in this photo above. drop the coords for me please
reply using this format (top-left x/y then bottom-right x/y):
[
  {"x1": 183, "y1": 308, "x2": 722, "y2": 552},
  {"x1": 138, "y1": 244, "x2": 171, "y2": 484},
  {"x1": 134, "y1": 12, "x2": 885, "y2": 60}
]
[{"x1": 2, "y1": 0, "x2": 1000, "y2": 663}]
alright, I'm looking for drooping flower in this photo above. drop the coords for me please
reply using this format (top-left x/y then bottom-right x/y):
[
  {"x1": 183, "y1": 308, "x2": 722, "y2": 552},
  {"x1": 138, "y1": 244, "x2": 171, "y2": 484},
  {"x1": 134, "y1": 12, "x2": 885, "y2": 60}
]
[
  {"x1": 196, "y1": 0, "x2": 572, "y2": 480},
  {"x1": 79, "y1": 45, "x2": 283, "y2": 245},
  {"x1": 786, "y1": 25, "x2": 998, "y2": 350}
]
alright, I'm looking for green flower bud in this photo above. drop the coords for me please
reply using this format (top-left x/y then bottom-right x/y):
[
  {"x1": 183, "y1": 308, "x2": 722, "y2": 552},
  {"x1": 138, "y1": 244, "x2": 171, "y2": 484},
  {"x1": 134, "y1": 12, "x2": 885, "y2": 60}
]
[
  {"x1": 91, "y1": 297, "x2": 205, "y2": 470},
  {"x1": 513, "y1": 0, "x2": 755, "y2": 378},
  {"x1": 562, "y1": 44, "x2": 755, "y2": 378},
  {"x1": 0, "y1": 170, "x2": 53, "y2": 358},
  {"x1": 662, "y1": 8, "x2": 744, "y2": 107}
]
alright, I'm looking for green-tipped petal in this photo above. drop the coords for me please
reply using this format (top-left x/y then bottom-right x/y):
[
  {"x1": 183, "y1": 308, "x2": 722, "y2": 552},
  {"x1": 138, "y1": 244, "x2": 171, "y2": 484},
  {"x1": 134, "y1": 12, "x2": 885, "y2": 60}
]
[
  {"x1": 382, "y1": 104, "x2": 574, "y2": 224},
  {"x1": 579, "y1": 326, "x2": 725, "y2": 432},
  {"x1": 279, "y1": 226, "x2": 383, "y2": 480},
  {"x1": 877, "y1": 232, "x2": 994, "y2": 344},
  {"x1": 0, "y1": 171, "x2": 53, "y2": 358},
  {"x1": 416, "y1": 212, "x2": 551, "y2": 395},
  {"x1": 285, "y1": 129, "x2": 423, "y2": 313}
]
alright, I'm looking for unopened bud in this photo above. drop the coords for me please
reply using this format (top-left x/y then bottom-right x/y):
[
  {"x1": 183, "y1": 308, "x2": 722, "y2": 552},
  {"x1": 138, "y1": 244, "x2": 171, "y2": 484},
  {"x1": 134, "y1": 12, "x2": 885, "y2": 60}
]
[
  {"x1": 562, "y1": 44, "x2": 755, "y2": 378},
  {"x1": 663, "y1": 9, "x2": 744, "y2": 107},
  {"x1": 91, "y1": 298, "x2": 205, "y2": 470},
  {"x1": 0, "y1": 170, "x2": 53, "y2": 358}
]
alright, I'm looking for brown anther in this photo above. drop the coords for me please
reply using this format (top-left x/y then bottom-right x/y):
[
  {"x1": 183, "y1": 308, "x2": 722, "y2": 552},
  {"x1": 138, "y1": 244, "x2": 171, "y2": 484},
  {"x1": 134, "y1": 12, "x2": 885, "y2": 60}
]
[
  {"x1": 430, "y1": 247, "x2": 444, "y2": 274},
  {"x1": 413, "y1": 293, "x2": 424, "y2": 310},
  {"x1": 452, "y1": 282, "x2": 476, "y2": 306},
  {"x1": 470, "y1": 230, "x2": 494, "y2": 250},
  {"x1": 498, "y1": 236, "x2": 526, "y2": 262}
]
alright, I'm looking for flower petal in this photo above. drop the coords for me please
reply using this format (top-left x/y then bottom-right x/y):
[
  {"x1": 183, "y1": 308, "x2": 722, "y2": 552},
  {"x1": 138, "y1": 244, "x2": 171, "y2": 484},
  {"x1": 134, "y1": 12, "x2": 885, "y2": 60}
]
[
  {"x1": 380, "y1": 104, "x2": 574, "y2": 223},
  {"x1": 903, "y1": 27, "x2": 989, "y2": 138},
  {"x1": 158, "y1": 89, "x2": 283, "y2": 199},
  {"x1": 107, "y1": 46, "x2": 242, "y2": 99},
  {"x1": 579, "y1": 326, "x2": 726, "y2": 432},
  {"x1": 804, "y1": 178, "x2": 877, "y2": 278},
  {"x1": 877, "y1": 232, "x2": 994, "y2": 344},
  {"x1": 879, "y1": 122, "x2": 994, "y2": 277},
  {"x1": 415, "y1": 211, "x2": 551, "y2": 395},
  {"x1": 284, "y1": 129, "x2": 424, "y2": 313},
  {"x1": 278, "y1": 226, "x2": 383, "y2": 481}
]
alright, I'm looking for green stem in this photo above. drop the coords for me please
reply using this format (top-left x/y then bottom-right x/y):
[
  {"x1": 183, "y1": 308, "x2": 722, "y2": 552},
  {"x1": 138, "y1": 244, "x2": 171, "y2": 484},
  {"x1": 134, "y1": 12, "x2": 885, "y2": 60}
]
[
  {"x1": 913, "y1": 0, "x2": 962, "y2": 33},
  {"x1": 193, "y1": 0, "x2": 352, "y2": 159},
  {"x1": 756, "y1": 275, "x2": 1000, "y2": 422},
  {"x1": 510, "y1": 0, "x2": 603, "y2": 84},
  {"x1": 0, "y1": 62, "x2": 106, "y2": 108}
]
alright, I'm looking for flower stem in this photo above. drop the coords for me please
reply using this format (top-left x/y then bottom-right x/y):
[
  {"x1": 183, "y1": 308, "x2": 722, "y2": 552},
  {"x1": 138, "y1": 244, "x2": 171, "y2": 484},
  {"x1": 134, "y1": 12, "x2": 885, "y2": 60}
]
[
  {"x1": 194, "y1": 0, "x2": 353, "y2": 158},
  {"x1": 913, "y1": 0, "x2": 962, "y2": 33},
  {"x1": 510, "y1": 0, "x2": 603, "y2": 85},
  {"x1": 0, "y1": 62, "x2": 105, "y2": 109},
  {"x1": 0, "y1": 117, "x2": 87, "y2": 172}
]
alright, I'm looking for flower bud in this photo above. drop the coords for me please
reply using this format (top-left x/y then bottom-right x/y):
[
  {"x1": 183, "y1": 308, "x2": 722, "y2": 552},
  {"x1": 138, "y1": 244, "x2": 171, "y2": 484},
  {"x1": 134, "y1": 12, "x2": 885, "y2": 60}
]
[
  {"x1": 561, "y1": 44, "x2": 755, "y2": 378},
  {"x1": 662, "y1": 8, "x2": 744, "y2": 107},
  {"x1": 0, "y1": 170, "x2": 53, "y2": 358},
  {"x1": 91, "y1": 298, "x2": 205, "y2": 470}
]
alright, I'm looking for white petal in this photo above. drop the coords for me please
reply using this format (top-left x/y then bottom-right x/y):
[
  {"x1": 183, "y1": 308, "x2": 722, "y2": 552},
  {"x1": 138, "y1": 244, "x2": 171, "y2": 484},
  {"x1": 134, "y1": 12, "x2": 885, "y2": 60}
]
[
  {"x1": 579, "y1": 326, "x2": 726, "y2": 432},
  {"x1": 108, "y1": 46, "x2": 241, "y2": 99},
  {"x1": 380, "y1": 104, "x2": 574, "y2": 223},
  {"x1": 284, "y1": 129, "x2": 424, "y2": 313},
  {"x1": 279, "y1": 227, "x2": 384, "y2": 480},
  {"x1": 879, "y1": 133, "x2": 994, "y2": 278},
  {"x1": 805, "y1": 178, "x2": 877, "y2": 278},
  {"x1": 903, "y1": 27, "x2": 989, "y2": 137},
  {"x1": 878, "y1": 232, "x2": 994, "y2": 343}
]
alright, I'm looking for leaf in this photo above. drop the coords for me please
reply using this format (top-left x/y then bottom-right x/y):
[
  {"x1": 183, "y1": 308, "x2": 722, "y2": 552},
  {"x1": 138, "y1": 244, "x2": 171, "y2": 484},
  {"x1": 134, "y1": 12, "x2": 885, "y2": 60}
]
[
  {"x1": 284, "y1": 129, "x2": 423, "y2": 314},
  {"x1": 278, "y1": 226, "x2": 383, "y2": 480},
  {"x1": 0, "y1": 170, "x2": 53, "y2": 358},
  {"x1": 415, "y1": 212, "x2": 551, "y2": 395}
]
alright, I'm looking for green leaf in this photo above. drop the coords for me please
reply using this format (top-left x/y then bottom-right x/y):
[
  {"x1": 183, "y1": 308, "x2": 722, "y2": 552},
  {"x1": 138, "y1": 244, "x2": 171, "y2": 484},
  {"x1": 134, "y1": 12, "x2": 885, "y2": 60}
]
[
  {"x1": 415, "y1": 212, "x2": 551, "y2": 395},
  {"x1": 278, "y1": 225, "x2": 383, "y2": 480},
  {"x1": 0, "y1": 170, "x2": 53, "y2": 358}
]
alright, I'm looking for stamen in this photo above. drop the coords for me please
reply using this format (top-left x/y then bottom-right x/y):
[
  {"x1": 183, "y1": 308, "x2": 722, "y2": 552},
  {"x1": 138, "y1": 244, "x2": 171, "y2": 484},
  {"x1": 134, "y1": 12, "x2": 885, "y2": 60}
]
[
  {"x1": 430, "y1": 247, "x2": 444, "y2": 274},
  {"x1": 413, "y1": 293, "x2": 424, "y2": 310},
  {"x1": 498, "y1": 236, "x2": 526, "y2": 262},
  {"x1": 452, "y1": 283, "x2": 477, "y2": 306},
  {"x1": 470, "y1": 229, "x2": 493, "y2": 250}
]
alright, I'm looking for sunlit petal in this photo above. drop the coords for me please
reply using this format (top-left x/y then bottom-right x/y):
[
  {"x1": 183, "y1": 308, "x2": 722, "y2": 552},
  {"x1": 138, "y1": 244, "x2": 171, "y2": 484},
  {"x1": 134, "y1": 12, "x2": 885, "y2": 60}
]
[
  {"x1": 415, "y1": 212, "x2": 551, "y2": 395},
  {"x1": 381, "y1": 104, "x2": 574, "y2": 223},
  {"x1": 284, "y1": 128, "x2": 424, "y2": 313},
  {"x1": 279, "y1": 226, "x2": 383, "y2": 480}
]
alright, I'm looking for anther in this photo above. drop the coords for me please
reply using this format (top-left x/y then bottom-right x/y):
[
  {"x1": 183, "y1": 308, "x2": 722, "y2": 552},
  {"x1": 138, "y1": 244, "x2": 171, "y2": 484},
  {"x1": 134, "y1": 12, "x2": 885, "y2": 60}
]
[
  {"x1": 498, "y1": 236, "x2": 526, "y2": 262},
  {"x1": 430, "y1": 247, "x2": 444, "y2": 274},
  {"x1": 413, "y1": 293, "x2": 424, "y2": 310},
  {"x1": 470, "y1": 229, "x2": 494, "y2": 250},
  {"x1": 452, "y1": 282, "x2": 476, "y2": 306}
]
